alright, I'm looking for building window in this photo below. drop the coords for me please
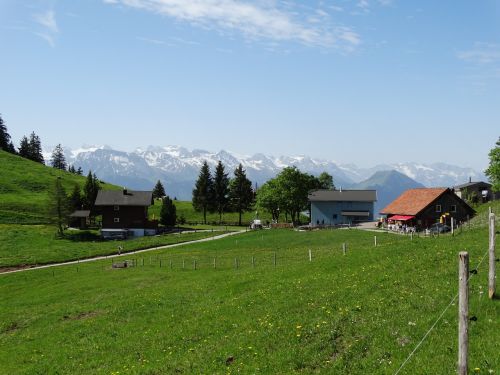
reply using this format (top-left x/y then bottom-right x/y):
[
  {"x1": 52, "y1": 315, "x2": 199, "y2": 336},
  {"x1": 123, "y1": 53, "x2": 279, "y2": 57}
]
[
  {"x1": 114, "y1": 205, "x2": 120, "y2": 211},
  {"x1": 451, "y1": 205, "x2": 457, "y2": 212},
  {"x1": 333, "y1": 214, "x2": 338, "y2": 219},
  {"x1": 114, "y1": 218, "x2": 120, "y2": 223},
  {"x1": 436, "y1": 205, "x2": 442, "y2": 213}
]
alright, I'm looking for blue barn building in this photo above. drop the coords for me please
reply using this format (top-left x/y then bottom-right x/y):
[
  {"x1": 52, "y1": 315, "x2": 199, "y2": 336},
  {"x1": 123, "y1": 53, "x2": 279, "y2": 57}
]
[{"x1": 308, "y1": 189, "x2": 377, "y2": 226}]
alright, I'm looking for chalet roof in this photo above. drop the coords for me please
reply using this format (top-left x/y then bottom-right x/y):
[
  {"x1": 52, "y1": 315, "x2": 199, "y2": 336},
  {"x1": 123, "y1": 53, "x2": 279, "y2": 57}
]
[
  {"x1": 69, "y1": 210, "x2": 90, "y2": 218},
  {"x1": 95, "y1": 190, "x2": 153, "y2": 206},
  {"x1": 380, "y1": 188, "x2": 448, "y2": 215},
  {"x1": 308, "y1": 189, "x2": 377, "y2": 202},
  {"x1": 454, "y1": 181, "x2": 492, "y2": 190}
]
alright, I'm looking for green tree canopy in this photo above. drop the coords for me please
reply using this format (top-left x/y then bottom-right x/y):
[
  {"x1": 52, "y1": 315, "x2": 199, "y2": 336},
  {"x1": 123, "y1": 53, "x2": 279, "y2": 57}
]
[
  {"x1": 256, "y1": 179, "x2": 283, "y2": 222},
  {"x1": 317, "y1": 172, "x2": 335, "y2": 190},
  {"x1": 83, "y1": 171, "x2": 100, "y2": 215},
  {"x1": 50, "y1": 144, "x2": 67, "y2": 170},
  {"x1": 229, "y1": 164, "x2": 254, "y2": 226},
  {"x1": 213, "y1": 161, "x2": 230, "y2": 223},
  {"x1": 192, "y1": 161, "x2": 213, "y2": 224},
  {"x1": 68, "y1": 184, "x2": 83, "y2": 212},
  {"x1": 0, "y1": 114, "x2": 16, "y2": 154},
  {"x1": 152, "y1": 180, "x2": 166, "y2": 199},
  {"x1": 47, "y1": 177, "x2": 70, "y2": 236},
  {"x1": 485, "y1": 136, "x2": 500, "y2": 192},
  {"x1": 160, "y1": 196, "x2": 177, "y2": 226}
]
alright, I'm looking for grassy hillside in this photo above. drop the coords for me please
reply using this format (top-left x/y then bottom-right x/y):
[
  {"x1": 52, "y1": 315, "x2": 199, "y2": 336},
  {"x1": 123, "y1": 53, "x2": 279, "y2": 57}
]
[
  {"x1": 0, "y1": 225, "x2": 498, "y2": 374},
  {"x1": 0, "y1": 150, "x2": 119, "y2": 224},
  {"x1": 0, "y1": 225, "x2": 229, "y2": 268}
]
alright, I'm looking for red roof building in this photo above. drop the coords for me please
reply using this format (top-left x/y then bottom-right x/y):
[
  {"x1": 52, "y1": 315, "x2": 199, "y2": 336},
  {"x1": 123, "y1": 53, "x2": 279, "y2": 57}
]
[{"x1": 380, "y1": 188, "x2": 474, "y2": 228}]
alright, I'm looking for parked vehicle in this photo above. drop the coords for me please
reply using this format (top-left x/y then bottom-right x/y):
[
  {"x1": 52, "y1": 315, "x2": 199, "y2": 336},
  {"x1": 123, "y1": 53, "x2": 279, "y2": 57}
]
[
  {"x1": 428, "y1": 223, "x2": 451, "y2": 234},
  {"x1": 250, "y1": 219, "x2": 263, "y2": 229}
]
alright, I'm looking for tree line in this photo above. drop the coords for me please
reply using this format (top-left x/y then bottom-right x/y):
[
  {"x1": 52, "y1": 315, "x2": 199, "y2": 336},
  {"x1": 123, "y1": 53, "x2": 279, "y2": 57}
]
[
  {"x1": 192, "y1": 161, "x2": 254, "y2": 225},
  {"x1": 0, "y1": 114, "x2": 83, "y2": 174}
]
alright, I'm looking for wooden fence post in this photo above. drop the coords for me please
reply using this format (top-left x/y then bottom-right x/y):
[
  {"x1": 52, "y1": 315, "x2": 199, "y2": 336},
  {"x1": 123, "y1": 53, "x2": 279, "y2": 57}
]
[
  {"x1": 194, "y1": 260, "x2": 197, "y2": 270},
  {"x1": 252, "y1": 256, "x2": 255, "y2": 268},
  {"x1": 273, "y1": 252, "x2": 276, "y2": 267},
  {"x1": 309, "y1": 249, "x2": 312, "y2": 262},
  {"x1": 213, "y1": 257, "x2": 217, "y2": 269},
  {"x1": 182, "y1": 259, "x2": 185, "y2": 269},
  {"x1": 458, "y1": 251, "x2": 469, "y2": 375},
  {"x1": 374, "y1": 236, "x2": 377, "y2": 247},
  {"x1": 170, "y1": 260, "x2": 172, "y2": 269},
  {"x1": 342, "y1": 243, "x2": 346, "y2": 255},
  {"x1": 489, "y1": 213, "x2": 496, "y2": 299},
  {"x1": 451, "y1": 217, "x2": 454, "y2": 236}
]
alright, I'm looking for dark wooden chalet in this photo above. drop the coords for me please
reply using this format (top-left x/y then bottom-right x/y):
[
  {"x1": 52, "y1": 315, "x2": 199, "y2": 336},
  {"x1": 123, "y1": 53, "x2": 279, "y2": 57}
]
[
  {"x1": 69, "y1": 210, "x2": 90, "y2": 229},
  {"x1": 95, "y1": 189, "x2": 157, "y2": 237},
  {"x1": 453, "y1": 180, "x2": 494, "y2": 203},
  {"x1": 380, "y1": 188, "x2": 475, "y2": 229}
]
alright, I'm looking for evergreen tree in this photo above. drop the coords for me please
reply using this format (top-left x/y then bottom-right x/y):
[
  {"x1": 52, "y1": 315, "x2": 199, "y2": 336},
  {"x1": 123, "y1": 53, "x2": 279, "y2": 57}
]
[
  {"x1": 152, "y1": 180, "x2": 166, "y2": 199},
  {"x1": 485, "y1": 136, "x2": 500, "y2": 192},
  {"x1": 50, "y1": 144, "x2": 67, "y2": 170},
  {"x1": 229, "y1": 164, "x2": 254, "y2": 226},
  {"x1": 68, "y1": 165, "x2": 75, "y2": 174},
  {"x1": 18, "y1": 136, "x2": 30, "y2": 158},
  {"x1": 28, "y1": 131, "x2": 44, "y2": 164},
  {"x1": 83, "y1": 171, "x2": 100, "y2": 214},
  {"x1": 213, "y1": 161, "x2": 230, "y2": 223},
  {"x1": 76, "y1": 166, "x2": 83, "y2": 175},
  {"x1": 68, "y1": 184, "x2": 83, "y2": 212},
  {"x1": 160, "y1": 196, "x2": 177, "y2": 226},
  {"x1": 192, "y1": 161, "x2": 213, "y2": 224},
  {"x1": 47, "y1": 177, "x2": 70, "y2": 236},
  {"x1": 0, "y1": 114, "x2": 15, "y2": 154}
]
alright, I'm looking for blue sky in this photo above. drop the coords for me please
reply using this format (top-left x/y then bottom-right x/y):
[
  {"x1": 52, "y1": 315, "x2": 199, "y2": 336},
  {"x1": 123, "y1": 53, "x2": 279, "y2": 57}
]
[{"x1": 1, "y1": 0, "x2": 499, "y2": 169}]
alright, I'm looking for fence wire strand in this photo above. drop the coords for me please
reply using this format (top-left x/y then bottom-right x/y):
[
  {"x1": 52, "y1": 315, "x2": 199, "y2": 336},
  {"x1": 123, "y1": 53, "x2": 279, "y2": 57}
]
[{"x1": 393, "y1": 248, "x2": 490, "y2": 375}]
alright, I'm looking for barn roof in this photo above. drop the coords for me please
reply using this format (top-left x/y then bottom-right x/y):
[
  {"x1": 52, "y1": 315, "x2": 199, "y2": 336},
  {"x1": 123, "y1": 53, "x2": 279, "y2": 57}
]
[
  {"x1": 454, "y1": 181, "x2": 492, "y2": 190},
  {"x1": 380, "y1": 188, "x2": 448, "y2": 215},
  {"x1": 95, "y1": 190, "x2": 153, "y2": 206},
  {"x1": 308, "y1": 189, "x2": 377, "y2": 202}
]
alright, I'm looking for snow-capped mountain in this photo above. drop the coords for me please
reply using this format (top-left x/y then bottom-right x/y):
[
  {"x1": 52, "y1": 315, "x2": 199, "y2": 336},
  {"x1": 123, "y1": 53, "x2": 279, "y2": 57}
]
[{"x1": 46, "y1": 145, "x2": 487, "y2": 200}]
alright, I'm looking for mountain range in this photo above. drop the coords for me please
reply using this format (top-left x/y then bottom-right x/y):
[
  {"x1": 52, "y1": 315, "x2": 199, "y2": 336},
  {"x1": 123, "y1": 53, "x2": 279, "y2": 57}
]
[{"x1": 43, "y1": 145, "x2": 486, "y2": 203}]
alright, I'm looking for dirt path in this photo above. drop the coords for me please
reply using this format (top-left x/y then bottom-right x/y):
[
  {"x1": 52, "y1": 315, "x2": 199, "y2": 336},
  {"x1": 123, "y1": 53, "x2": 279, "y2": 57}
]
[{"x1": 0, "y1": 230, "x2": 245, "y2": 275}]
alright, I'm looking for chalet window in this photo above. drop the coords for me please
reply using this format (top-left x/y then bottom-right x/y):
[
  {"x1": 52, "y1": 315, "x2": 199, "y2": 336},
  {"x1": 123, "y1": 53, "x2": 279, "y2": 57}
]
[
  {"x1": 114, "y1": 205, "x2": 120, "y2": 211},
  {"x1": 451, "y1": 205, "x2": 457, "y2": 212},
  {"x1": 114, "y1": 218, "x2": 120, "y2": 223},
  {"x1": 436, "y1": 205, "x2": 442, "y2": 213}
]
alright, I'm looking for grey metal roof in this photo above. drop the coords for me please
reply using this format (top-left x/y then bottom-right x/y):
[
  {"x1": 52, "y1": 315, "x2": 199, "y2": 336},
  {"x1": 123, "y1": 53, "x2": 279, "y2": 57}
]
[
  {"x1": 453, "y1": 181, "x2": 491, "y2": 190},
  {"x1": 95, "y1": 190, "x2": 153, "y2": 206},
  {"x1": 308, "y1": 189, "x2": 377, "y2": 202},
  {"x1": 69, "y1": 210, "x2": 91, "y2": 218}
]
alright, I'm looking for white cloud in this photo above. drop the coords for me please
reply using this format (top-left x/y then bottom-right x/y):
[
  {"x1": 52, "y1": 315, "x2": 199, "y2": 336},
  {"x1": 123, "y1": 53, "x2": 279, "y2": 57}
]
[
  {"x1": 457, "y1": 42, "x2": 500, "y2": 64},
  {"x1": 104, "y1": 0, "x2": 360, "y2": 49},
  {"x1": 33, "y1": 10, "x2": 58, "y2": 47},
  {"x1": 34, "y1": 10, "x2": 58, "y2": 33}
]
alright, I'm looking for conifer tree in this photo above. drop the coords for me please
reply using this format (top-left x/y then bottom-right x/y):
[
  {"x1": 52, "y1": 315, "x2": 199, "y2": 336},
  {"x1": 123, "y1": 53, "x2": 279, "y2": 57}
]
[
  {"x1": 192, "y1": 161, "x2": 213, "y2": 224},
  {"x1": 18, "y1": 136, "x2": 30, "y2": 158},
  {"x1": 47, "y1": 177, "x2": 70, "y2": 237},
  {"x1": 213, "y1": 161, "x2": 229, "y2": 223},
  {"x1": 229, "y1": 164, "x2": 254, "y2": 226},
  {"x1": 152, "y1": 180, "x2": 166, "y2": 199},
  {"x1": 28, "y1": 131, "x2": 44, "y2": 164},
  {"x1": 50, "y1": 144, "x2": 67, "y2": 170},
  {"x1": 160, "y1": 196, "x2": 177, "y2": 226},
  {"x1": 0, "y1": 114, "x2": 15, "y2": 154},
  {"x1": 68, "y1": 184, "x2": 83, "y2": 212},
  {"x1": 83, "y1": 171, "x2": 100, "y2": 214},
  {"x1": 76, "y1": 166, "x2": 83, "y2": 175}
]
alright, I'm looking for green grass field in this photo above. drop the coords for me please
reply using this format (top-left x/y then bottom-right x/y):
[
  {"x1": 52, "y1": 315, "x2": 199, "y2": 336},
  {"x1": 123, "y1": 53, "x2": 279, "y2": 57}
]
[
  {"x1": 0, "y1": 151, "x2": 119, "y2": 224},
  {"x1": 0, "y1": 224, "x2": 498, "y2": 374},
  {"x1": 0, "y1": 225, "x2": 231, "y2": 268}
]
